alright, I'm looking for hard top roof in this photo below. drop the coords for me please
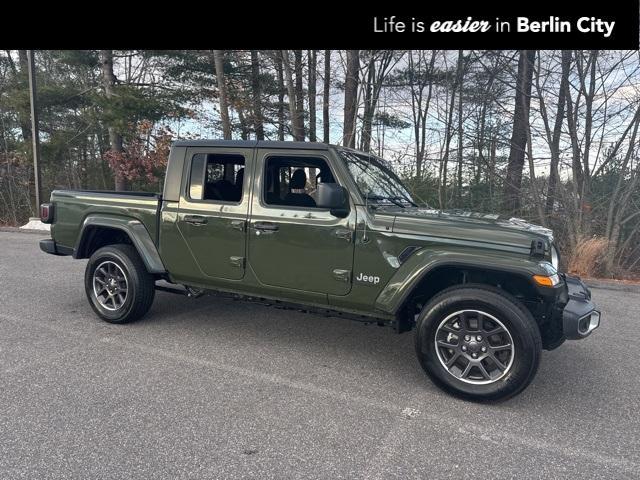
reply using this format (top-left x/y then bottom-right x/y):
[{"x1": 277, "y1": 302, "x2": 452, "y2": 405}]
[{"x1": 172, "y1": 139, "x2": 333, "y2": 150}]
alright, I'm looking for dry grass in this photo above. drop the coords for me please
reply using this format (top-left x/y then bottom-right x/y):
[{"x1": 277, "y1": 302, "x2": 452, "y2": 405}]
[{"x1": 567, "y1": 236, "x2": 610, "y2": 278}]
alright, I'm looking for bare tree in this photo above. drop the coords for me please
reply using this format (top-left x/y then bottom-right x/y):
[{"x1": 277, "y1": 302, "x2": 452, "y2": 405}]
[
  {"x1": 535, "y1": 50, "x2": 569, "y2": 216},
  {"x1": 406, "y1": 50, "x2": 437, "y2": 180},
  {"x1": 502, "y1": 50, "x2": 536, "y2": 213},
  {"x1": 282, "y1": 50, "x2": 305, "y2": 141},
  {"x1": 250, "y1": 50, "x2": 264, "y2": 140},
  {"x1": 212, "y1": 50, "x2": 232, "y2": 140},
  {"x1": 308, "y1": 50, "x2": 317, "y2": 142},
  {"x1": 359, "y1": 51, "x2": 401, "y2": 153},
  {"x1": 99, "y1": 50, "x2": 126, "y2": 191},
  {"x1": 604, "y1": 104, "x2": 640, "y2": 272},
  {"x1": 456, "y1": 52, "x2": 464, "y2": 203},
  {"x1": 343, "y1": 50, "x2": 360, "y2": 148},
  {"x1": 323, "y1": 50, "x2": 331, "y2": 143},
  {"x1": 273, "y1": 51, "x2": 286, "y2": 141},
  {"x1": 294, "y1": 50, "x2": 306, "y2": 139},
  {"x1": 438, "y1": 50, "x2": 465, "y2": 209}
]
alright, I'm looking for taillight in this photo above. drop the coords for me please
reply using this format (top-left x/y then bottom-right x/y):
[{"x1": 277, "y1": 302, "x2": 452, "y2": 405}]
[{"x1": 40, "y1": 203, "x2": 54, "y2": 224}]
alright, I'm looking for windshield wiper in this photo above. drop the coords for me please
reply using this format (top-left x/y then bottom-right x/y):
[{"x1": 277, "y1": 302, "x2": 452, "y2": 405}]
[
  {"x1": 388, "y1": 195, "x2": 418, "y2": 208},
  {"x1": 364, "y1": 193, "x2": 406, "y2": 208}
]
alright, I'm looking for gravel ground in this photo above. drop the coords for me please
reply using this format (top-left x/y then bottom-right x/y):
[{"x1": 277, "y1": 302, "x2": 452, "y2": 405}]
[{"x1": 1, "y1": 230, "x2": 639, "y2": 479}]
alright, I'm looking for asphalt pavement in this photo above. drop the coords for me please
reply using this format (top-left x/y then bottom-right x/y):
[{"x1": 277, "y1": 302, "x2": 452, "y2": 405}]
[{"x1": 1, "y1": 230, "x2": 639, "y2": 479}]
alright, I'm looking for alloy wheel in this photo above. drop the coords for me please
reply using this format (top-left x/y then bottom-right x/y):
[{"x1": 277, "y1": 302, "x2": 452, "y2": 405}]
[
  {"x1": 93, "y1": 261, "x2": 129, "y2": 311},
  {"x1": 434, "y1": 309, "x2": 515, "y2": 385}
]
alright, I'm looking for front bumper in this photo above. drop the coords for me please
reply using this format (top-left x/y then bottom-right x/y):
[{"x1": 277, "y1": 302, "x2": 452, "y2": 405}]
[{"x1": 562, "y1": 275, "x2": 601, "y2": 339}]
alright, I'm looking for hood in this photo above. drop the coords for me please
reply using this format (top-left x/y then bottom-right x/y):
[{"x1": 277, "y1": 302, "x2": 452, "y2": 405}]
[{"x1": 377, "y1": 207, "x2": 553, "y2": 252}]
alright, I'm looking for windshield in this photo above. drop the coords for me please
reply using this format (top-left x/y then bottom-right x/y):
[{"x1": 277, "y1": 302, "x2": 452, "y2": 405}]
[{"x1": 338, "y1": 149, "x2": 416, "y2": 207}]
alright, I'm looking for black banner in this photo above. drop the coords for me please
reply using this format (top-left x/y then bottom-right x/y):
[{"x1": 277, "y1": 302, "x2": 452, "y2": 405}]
[{"x1": 5, "y1": 1, "x2": 639, "y2": 49}]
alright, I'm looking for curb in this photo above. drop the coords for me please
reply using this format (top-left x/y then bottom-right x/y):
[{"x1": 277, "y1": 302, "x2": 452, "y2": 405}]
[
  {"x1": 584, "y1": 278, "x2": 640, "y2": 294},
  {"x1": 0, "y1": 227, "x2": 48, "y2": 235}
]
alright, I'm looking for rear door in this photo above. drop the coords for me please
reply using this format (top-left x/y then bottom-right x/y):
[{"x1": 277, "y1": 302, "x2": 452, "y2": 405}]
[{"x1": 177, "y1": 147, "x2": 253, "y2": 282}]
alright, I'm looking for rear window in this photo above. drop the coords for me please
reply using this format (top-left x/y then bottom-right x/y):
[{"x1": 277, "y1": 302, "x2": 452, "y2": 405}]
[{"x1": 188, "y1": 153, "x2": 245, "y2": 203}]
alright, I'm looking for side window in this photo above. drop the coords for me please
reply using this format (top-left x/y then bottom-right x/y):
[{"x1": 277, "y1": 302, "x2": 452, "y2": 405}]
[
  {"x1": 263, "y1": 156, "x2": 336, "y2": 208},
  {"x1": 188, "y1": 153, "x2": 245, "y2": 203}
]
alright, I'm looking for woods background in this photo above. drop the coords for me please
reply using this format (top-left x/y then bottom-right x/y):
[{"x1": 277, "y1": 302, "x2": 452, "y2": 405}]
[{"x1": 1, "y1": 50, "x2": 639, "y2": 279}]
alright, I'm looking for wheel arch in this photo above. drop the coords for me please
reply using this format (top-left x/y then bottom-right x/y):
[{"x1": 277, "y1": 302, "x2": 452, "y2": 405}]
[
  {"x1": 375, "y1": 248, "x2": 549, "y2": 318},
  {"x1": 74, "y1": 214, "x2": 166, "y2": 274}
]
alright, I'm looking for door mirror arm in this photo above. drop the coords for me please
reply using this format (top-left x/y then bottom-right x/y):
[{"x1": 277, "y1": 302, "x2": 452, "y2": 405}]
[{"x1": 330, "y1": 206, "x2": 350, "y2": 218}]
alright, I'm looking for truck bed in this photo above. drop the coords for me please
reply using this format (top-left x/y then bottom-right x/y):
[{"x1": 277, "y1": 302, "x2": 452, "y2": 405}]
[{"x1": 50, "y1": 190, "x2": 161, "y2": 251}]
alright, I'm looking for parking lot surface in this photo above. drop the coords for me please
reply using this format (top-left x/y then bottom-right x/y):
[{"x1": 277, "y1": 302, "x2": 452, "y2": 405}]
[{"x1": 1, "y1": 231, "x2": 639, "y2": 479}]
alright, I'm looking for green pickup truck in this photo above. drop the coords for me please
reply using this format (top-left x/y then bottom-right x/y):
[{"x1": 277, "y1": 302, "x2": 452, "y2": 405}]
[{"x1": 40, "y1": 140, "x2": 600, "y2": 401}]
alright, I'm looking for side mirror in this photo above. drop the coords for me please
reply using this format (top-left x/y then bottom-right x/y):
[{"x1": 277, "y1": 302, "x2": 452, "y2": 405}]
[{"x1": 316, "y1": 183, "x2": 349, "y2": 217}]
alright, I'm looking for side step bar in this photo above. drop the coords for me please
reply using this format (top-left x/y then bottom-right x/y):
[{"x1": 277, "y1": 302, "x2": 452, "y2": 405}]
[{"x1": 155, "y1": 282, "x2": 204, "y2": 298}]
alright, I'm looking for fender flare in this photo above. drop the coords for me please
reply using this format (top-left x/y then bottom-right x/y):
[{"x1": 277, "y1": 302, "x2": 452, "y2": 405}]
[
  {"x1": 374, "y1": 247, "x2": 548, "y2": 315},
  {"x1": 74, "y1": 214, "x2": 166, "y2": 274}
]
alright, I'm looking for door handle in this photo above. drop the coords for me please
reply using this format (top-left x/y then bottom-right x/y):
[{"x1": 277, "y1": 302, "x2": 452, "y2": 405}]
[
  {"x1": 184, "y1": 215, "x2": 208, "y2": 225},
  {"x1": 230, "y1": 220, "x2": 245, "y2": 232},
  {"x1": 253, "y1": 221, "x2": 279, "y2": 233},
  {"x1": 334, "y1": 228, "x2": 353, "y2": 242}
]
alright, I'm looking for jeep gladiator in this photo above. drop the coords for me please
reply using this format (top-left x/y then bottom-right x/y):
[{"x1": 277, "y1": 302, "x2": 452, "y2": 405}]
[{"x1": 39, "y1": 140, "x2": 600, "y2": 400}]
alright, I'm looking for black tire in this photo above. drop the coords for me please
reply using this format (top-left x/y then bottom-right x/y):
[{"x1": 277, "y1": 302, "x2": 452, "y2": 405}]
[
  {"x1": 414, "y1": 284, "x2": 542, "y2": 402},
  {"x1": 84, "y1": 244, "x2": 155, "y2": 324}
]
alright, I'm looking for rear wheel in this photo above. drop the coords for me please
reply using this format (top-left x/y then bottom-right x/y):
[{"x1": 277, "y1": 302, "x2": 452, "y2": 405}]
[
  {"x1": 84, "y1": 244, "x2": 155, "y2": 324},
  {"x1": 415, "y1": 284, "x2": 541, "y2": 401}
]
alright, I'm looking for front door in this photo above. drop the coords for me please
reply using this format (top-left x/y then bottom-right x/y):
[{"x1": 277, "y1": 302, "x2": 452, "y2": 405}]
[
  {"x1": 248, "y1": 149, "x2": 355, "y2": 296},
  {"x1": 177, "y1": 147, "x2": 253, "y2": 282}
]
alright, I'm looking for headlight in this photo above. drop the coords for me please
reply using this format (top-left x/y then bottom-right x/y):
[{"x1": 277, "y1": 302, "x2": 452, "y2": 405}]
[{"x1": 551, "y1": 245, "x2": 560, "y2": 270}]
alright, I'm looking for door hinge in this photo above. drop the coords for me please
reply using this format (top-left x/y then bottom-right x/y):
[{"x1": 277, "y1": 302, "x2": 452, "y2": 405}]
[
  {"x1": 229, "y1": 256, "x2": 245, "y2": 268},
  {"x1": 332, "y1": 269, "x2": 351, "y2": 282},
  {"x1": 334, "y1": 228, "x2": 353, "y2": 243}
]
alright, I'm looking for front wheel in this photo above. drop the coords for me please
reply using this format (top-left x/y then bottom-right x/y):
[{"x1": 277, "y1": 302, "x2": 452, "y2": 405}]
[
  {"x1": 84, "y1": 244, "x2": 155, "y2": 324},
  {"x1": 415, "y1": 285, "x2": 542, "y2": 401}
]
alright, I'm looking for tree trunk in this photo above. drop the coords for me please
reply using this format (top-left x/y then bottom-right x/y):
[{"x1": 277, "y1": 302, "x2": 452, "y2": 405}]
[
  {"x1": 360, "y1": 56, "x2": 375, "y2": 152},
  {"x1": 282, "y1": 50, "x2": 304, "y2": 141},
  {"x1": 250, "y1": 50, "x2": 264, "y2": 140},
  {"x1": 545, "y1": 50, "x2": 570, "y2": 215},
  {"x1": 212, "y1": 50, "x2": 232, "y2": 140},
  {"x1": 323, "y1": 50, "x2": 331, "y2": 143},
  {"x1": 439, "y1": 50, "x2": 464, "y2": 209},
  {"x1": 99, "y1": 49, "x2": 127, "y2": 191},
  {"x1": 456, "y1": 53, "x2": 464, "y2": 204},
  {"x1": 412, "y1": 50, "x2": 437, "y2": 181},
  {"x1": 237, "y1": 106, "x2": 250, "y2": 140},
  {"x1": 489, "y1": 136, "x2": 496, "y2": 207},
  {"x1": 502, "y1": 50, "x2": 536, "y2": 214},
  {"x1": 294, "y1": 50, "x2": 306, "y2": 140},
  {"x1": 308, "y1": 50, "x2": 317, "y2": 142},
  {"x1": 576, "y1": 50, "x2": 598, "y2": 234},
  {"x1": 80, "y1": 145, "x2": 88, "y2": 189},
  {"x1": 563, "y1": 54, "x2": 585, "y2": 244},
  {"x1": 359, "y1": 51, "x2": 398, "y2": 153},
  {"x1": 526, "y1": 111, "x2": 547, "y2": 226},
  {"x1": 408, "y1": 51, "x2": 423, "y2": 179},
  {"x1": 16, "y1": 50, "x2": 32, "y2": 143},
  {"x1": 275, "y1": 51, "x2": 286, "y2": 141},
  {"x1": 343, "y1": 50, "x2": 359, "y2": 148},
  {"x1": 407, "y1": 50, "x2": 437, "y2": 180}
]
